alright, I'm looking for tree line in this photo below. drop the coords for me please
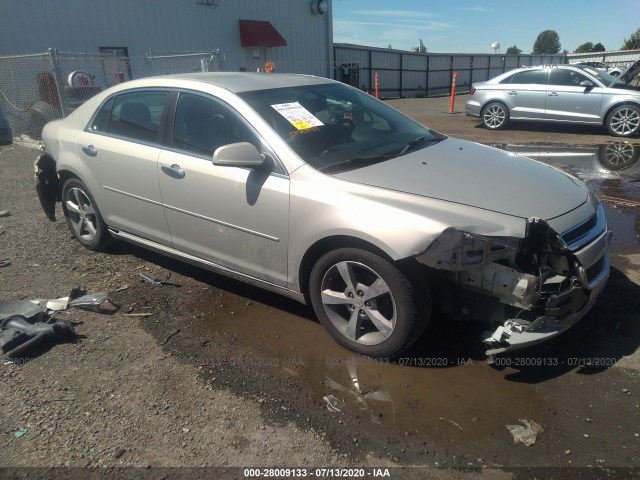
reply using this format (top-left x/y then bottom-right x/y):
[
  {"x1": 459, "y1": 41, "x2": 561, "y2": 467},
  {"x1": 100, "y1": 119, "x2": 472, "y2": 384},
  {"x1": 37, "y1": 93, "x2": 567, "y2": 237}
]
[{"x1": 504, "y1": 27, "x2": 640, "y2": 55}]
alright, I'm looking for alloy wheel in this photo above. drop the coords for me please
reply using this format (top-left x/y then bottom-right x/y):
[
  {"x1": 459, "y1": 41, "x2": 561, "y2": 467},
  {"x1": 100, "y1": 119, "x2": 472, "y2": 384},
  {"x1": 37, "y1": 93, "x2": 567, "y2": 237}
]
[
  {"x1": 320, "y1": 261, "x2": 397, "y2": 346},
  {"x1": 65, "y1": 187, "x2": 98, "y2": 242},
  {"x1": 609, "y1": 107, "x2": 640, "y2": 136},
  {"x1": 483, "y1": 104, "x2": 506, "y2": 129}
]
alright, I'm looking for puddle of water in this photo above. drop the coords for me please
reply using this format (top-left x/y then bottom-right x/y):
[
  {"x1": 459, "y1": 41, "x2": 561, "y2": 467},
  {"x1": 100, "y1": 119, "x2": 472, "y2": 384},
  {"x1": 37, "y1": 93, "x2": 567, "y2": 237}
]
[
  {"x1": 187, "y1": 292, "x2": 552, "y2": 440},
  {"x1": 492, "y1": 142, "x2": 640, "y2": 254}
]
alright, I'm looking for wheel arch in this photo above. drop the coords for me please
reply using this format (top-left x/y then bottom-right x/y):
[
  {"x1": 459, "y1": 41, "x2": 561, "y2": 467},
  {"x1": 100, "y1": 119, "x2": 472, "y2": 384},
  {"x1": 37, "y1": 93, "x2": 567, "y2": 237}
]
[
  {"x1": 603, "y1": 101, "x2": 640, "y2": 126},
  {"x1": 298, "y1": 235, "x2": 396, "y2": 299},
  {"x1": 481, "y1": 99, "x2": 509, "y2": 116}
]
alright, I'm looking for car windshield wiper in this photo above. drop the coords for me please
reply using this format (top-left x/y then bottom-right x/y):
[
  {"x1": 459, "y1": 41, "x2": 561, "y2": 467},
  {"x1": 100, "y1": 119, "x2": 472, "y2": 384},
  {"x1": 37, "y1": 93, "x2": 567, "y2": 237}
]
[
  {"x1": 316, "y1": 154, "x2": 391, "y2": 173},
  {"x1": 398, "y1": 135, "x2": 444, "y2": 156}
]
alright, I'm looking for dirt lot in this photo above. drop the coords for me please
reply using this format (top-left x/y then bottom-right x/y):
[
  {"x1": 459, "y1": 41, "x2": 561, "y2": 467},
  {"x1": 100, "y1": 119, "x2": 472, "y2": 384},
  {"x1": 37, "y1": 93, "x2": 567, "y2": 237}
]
[{"x1": 1, "y1": 96, "x2": 639, "y2": 480}]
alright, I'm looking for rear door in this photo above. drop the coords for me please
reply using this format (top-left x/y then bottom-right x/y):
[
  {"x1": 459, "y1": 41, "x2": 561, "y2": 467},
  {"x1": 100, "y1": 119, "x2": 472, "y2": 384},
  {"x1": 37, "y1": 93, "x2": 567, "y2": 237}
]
[
  {"x1": 75, "y1": 90, "x2": 172, "y2": 245},
  {"x1": 500, "y1": 69, "x2": 548, "y2": 120},
  {"x1": 545, "y1": 68, "x2": 603, "y2": 123}
]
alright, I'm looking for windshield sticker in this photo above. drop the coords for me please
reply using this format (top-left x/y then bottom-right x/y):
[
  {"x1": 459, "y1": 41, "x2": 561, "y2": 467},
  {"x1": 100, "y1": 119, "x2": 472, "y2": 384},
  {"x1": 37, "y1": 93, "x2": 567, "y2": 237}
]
[{"x1": 271, "y1": 102, "x2": 324, "y2": 130}]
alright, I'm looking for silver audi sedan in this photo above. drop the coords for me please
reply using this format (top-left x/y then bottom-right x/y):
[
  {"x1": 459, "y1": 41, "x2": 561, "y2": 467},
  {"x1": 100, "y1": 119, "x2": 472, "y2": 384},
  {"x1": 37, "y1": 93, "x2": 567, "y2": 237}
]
[
  {"x1": 36, "y1": 73, "x2": 610, "y2": 360},
  {"x1": 466, "y1": 61, "x2": 640, "y2": 137}
]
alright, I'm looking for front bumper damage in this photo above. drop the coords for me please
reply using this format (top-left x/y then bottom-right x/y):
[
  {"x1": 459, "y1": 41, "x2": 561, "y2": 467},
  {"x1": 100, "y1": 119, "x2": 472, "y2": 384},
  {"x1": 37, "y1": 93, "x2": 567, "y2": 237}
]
[{"x1": 416, "y1": 211, "x2": 610, "y2": 361}]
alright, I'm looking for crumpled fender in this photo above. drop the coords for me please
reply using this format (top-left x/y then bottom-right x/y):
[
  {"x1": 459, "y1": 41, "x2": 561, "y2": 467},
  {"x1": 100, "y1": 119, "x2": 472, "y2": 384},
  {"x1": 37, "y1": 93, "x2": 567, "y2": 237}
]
[{"x1": 34, "y1": 154, "x2": 59, "y2": 222}]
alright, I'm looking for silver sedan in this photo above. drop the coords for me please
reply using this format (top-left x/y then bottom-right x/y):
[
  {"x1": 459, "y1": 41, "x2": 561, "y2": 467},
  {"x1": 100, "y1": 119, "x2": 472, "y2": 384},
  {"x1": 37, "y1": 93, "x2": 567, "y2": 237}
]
[
  {"x1": 36, "y1": 73, "x2": 609, "y2": 360},
  {"x1": 466, "y1": 61, "x2": 640, "y2": 137}
]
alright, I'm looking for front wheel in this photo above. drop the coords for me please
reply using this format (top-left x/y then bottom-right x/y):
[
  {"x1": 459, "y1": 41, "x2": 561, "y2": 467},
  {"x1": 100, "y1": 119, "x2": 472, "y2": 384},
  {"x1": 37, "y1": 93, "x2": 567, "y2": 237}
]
[
  {"x1": 481, "y1": 102, "x2": 509, "y2": 130},
  {"x1": 62, "y1": 178, "x2": 112, "y2": 251},
  {"x1": 606, "y1": 105, "x2": 640, "y2": 137},
  {"x1": 309, "y1": 248, "x2": 430, "y2": 358}
]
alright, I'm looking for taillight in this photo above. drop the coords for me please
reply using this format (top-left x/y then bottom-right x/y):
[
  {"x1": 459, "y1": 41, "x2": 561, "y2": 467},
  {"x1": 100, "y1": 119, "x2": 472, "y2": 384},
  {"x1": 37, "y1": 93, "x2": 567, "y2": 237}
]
[{"x1": 470, "y1": 87, "x2": 476, "y2": 95}]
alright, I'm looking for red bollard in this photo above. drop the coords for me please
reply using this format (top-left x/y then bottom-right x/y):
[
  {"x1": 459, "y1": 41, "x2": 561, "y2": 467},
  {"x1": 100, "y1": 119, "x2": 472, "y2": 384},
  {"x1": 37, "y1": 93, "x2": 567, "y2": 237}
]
[{"x1": 449, "y1": 71, "x2": 458, "y2": 113}]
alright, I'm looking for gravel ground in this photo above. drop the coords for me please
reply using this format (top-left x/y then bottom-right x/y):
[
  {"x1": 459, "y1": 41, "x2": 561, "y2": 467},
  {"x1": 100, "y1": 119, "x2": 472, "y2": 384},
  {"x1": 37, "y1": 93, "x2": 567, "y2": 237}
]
[{"x1": 1, "y1": 97, "x2": 639, "y2": 480}]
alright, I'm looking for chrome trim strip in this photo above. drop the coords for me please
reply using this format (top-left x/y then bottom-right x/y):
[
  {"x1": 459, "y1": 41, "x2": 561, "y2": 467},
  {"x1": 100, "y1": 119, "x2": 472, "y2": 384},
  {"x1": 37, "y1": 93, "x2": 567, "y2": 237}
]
[
  {"x1": 163, "y1": 204, "x2": 279, "y2": 242},
  {"x1": 103, "y1": 186, "x2": 163, "y2": 206},
  {"x1": 563, "y1": 203, "x2": 607, "y2": 252},
  {"x1": 109, "y1": 229, "x2": 305, "y2": 304}
]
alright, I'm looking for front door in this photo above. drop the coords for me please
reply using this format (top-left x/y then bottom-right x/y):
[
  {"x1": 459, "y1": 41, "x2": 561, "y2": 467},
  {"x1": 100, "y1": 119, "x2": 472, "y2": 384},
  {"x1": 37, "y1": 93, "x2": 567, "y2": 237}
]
[
  {"x1": 157, "y1": 92, "x2": 290, "y2": 286},
  {"x1": 545, "y1": 68, "x2": 604, "y2": 124}
]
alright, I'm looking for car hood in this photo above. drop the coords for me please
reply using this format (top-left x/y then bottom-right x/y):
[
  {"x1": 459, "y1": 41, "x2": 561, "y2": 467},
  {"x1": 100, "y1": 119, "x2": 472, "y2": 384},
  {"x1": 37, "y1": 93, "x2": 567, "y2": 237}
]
[
  {"x1": 333, "y1": 138, "x2": 588, "y2": 220},
  {"x1": 608, "y1": 59, "x2": 640, "y2": 87}
]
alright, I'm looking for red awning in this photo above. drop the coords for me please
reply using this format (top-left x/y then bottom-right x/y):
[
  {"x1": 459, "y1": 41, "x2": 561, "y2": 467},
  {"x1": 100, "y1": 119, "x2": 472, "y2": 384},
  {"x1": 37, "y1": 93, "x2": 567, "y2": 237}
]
[{"x1": 239, "y1": 20, "x2": 287, "y2": 47}]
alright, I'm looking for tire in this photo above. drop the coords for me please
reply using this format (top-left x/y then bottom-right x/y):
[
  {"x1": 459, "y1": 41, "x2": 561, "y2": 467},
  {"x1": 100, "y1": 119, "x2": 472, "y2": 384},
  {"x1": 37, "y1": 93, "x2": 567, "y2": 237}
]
[
  {"x1": 61, "y1": 178, "x2": 112, "y2": 251},
  {"x1": 309, "y1": 248, "x2": 430, "y2": 358},
  {"x1": 605, "y1": 104, "x2": 640, "y2": 137},
  {"x1": 481, "y1": 102, "x2": 509, "y2": 130}
]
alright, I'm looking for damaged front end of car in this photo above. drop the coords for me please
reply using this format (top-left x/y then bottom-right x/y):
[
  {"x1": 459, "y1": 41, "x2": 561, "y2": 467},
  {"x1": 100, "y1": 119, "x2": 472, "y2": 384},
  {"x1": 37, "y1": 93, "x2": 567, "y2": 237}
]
[{"x1": 416, "y1": 205, "x2": 610, "y2": 362}]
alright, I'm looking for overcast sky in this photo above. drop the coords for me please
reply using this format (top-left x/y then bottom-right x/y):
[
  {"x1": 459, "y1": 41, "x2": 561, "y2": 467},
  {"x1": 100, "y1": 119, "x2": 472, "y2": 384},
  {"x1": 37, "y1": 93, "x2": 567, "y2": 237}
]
[{"x1": 332, "y1": 0, "x2": 639, "y2": 53}]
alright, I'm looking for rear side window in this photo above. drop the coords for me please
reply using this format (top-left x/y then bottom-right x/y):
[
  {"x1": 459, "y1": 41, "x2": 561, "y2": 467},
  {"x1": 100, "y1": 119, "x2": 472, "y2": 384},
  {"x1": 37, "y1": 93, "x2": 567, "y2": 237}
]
[
  {"x1": 106, "y1": 91, "x2": 168, "y2": 144},
  {"x1": 501, "y1": 70, "x2": 547, "y2": 85},
  {"x1": 89, "y1": 97, "x2": 114, "y2": 132}
]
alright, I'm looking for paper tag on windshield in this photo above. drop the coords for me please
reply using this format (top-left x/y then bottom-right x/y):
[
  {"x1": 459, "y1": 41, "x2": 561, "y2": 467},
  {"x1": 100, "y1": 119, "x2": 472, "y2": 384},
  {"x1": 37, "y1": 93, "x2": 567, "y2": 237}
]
[{"x1": 271, "y1": 102, "x2": 324, "y2": 130}]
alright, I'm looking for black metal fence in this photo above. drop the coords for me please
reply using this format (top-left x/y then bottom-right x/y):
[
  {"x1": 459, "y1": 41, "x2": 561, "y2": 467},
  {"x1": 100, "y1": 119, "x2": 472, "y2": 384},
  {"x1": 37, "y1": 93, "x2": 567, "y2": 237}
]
[{"x1": 334, "y1": 43, "x2": 567, "y2": 98}]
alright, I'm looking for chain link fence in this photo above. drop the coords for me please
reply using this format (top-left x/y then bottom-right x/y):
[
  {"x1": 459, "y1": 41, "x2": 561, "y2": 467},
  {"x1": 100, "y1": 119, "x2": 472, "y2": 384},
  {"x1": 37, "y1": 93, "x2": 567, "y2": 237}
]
[{"x1": 0, "y1": 49, "x2": 226, "y2": 142}]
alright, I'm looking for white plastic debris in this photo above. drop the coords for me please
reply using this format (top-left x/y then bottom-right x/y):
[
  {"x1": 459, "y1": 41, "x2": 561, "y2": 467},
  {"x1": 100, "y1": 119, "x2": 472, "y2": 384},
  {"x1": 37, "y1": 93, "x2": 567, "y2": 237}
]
[
  {"x1": 323, "y1": 394, "x2": 345, "y2": 413},
  {"x1": 506, "y1": 419, "x2": 543, "y2": 446}
]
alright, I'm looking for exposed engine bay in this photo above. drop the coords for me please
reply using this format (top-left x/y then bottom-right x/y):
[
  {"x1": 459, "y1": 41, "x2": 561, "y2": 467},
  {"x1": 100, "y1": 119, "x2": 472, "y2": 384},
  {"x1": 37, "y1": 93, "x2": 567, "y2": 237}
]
[{"x1": 416, "y1": 217, "x2": 609, "y2": 362}]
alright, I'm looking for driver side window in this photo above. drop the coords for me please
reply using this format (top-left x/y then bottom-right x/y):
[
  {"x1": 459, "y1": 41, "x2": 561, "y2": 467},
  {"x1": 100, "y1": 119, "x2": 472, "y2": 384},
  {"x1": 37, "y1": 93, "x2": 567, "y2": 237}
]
[
  {"x1": 173, "y1": 92, "x2": 259, "y2": 157},
  {"x1": 549, "y1": 69, "x2": 590, "y2": 87}
]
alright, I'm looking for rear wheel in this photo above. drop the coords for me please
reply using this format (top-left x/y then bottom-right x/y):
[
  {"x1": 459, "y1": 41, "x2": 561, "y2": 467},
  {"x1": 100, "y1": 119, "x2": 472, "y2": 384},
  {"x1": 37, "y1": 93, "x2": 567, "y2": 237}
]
[
  {"x1": 62, "y1": 178, "x2": 111, "y2": 251},
  {"x1": 309, "y1": 248, "x2": 430, "y2": 358},
  {"x1": 481, "y1": 102, "x2": 509, "y2": 130},
  {"x1": 605, "y1": 105, "x2": 640, "y2": 137}
]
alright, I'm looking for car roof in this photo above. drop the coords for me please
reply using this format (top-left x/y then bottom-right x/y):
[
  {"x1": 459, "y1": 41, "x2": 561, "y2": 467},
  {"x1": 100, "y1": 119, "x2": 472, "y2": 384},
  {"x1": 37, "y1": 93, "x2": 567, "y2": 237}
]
[{"x1": 117, "y1": 72, "x2": 336, "y2": 93}]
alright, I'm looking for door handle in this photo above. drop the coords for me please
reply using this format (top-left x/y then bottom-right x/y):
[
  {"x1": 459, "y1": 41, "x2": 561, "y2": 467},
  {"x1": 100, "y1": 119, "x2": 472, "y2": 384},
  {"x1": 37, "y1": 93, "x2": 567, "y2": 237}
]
[
  {"x1": 548, "y1": 92, "x2": 559, "y2": 96},
  {"x1": 81, "y1": 145, "x2": 97, "y2": 157},
  {"x1": 161, "y1": 164, "x2": 185, "y2": 179},
  {"x1": 508, "y1": 90, "x2": 518, "y2": 95}
]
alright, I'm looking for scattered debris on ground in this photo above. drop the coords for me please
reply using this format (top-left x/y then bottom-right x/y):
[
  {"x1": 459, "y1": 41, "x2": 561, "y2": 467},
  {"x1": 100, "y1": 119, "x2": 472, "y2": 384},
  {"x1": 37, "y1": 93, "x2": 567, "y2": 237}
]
[
  {"x1": 505, "y1": 419, "x2": 544, "y2": 446},
  {"x1": 323, "y1": 394, "x2": 345, "y2": 413}
]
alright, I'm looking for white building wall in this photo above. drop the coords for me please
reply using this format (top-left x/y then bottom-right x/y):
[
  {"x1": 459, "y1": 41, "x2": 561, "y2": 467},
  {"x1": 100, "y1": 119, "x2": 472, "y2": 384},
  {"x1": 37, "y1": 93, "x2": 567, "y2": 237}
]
[{"x1": 0, "y1": 0, "x2": 333, "y2": 77}]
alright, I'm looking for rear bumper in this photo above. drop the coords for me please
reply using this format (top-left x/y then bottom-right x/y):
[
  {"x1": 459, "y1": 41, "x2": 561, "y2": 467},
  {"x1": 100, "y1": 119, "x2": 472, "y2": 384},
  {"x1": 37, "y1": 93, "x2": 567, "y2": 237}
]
[{"x1": 465, "y1": 100, "x2": 481, "y2": 117}]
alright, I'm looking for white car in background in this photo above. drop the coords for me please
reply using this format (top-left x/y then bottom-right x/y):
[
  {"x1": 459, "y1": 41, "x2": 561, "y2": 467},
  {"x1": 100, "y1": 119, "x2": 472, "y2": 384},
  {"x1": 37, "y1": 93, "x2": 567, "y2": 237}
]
[{"x1": 570, "y1": 61, "x2": 624, "y2": 77}]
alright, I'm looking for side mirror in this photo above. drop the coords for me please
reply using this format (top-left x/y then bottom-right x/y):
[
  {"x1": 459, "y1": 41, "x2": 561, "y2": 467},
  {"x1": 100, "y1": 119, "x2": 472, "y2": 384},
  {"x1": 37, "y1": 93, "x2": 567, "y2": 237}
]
[
  {"x1": 212, "y1": 142, "x2": 265, "y2": 168},
  {"x1": 580, "y1": 80, "x2": 594, "y2": 89}
]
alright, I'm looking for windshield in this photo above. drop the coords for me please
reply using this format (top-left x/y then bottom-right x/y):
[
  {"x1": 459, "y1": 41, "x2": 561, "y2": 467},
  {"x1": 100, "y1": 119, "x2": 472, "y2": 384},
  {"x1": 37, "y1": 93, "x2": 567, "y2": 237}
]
[
  {"x1": 580, "y1": 67, "x2": 616, "y2": 84},
  {"x1": 239, "y1": 83, "x2": 443, "y2": 173}
]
